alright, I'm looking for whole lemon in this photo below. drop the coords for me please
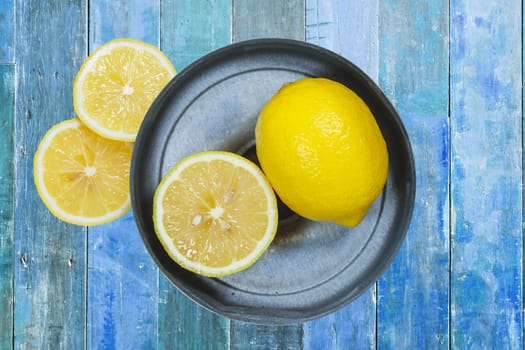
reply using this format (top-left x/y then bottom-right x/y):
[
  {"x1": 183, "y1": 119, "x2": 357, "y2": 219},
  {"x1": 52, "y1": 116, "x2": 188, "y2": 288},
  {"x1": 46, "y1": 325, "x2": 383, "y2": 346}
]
[{"x1": 255, "y1": 77, "x2": 388, "y2": 227}]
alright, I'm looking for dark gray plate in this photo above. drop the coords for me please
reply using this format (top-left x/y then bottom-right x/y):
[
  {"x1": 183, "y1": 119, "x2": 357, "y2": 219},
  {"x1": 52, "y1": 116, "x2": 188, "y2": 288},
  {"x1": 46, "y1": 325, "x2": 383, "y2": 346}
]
[{"x1": 131, "y1": 39, "x2": 415, "y2": 324}]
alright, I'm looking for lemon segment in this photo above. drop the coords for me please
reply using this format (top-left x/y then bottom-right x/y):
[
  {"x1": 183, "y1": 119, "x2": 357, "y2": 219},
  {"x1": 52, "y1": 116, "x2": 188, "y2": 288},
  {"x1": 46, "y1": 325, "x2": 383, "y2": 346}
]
[
  {"x1": 73, "y1": 38, "x2": 176, "y2": 142},
  {"x1": 34, "y1": 118, "x2": 132, "y2": 226},
  {"x1": 153, "y1": 151, "x2": 278, "y2": 277},
  {"x1": 255, "y1": 77, "x2": 388, "y2": 227}
]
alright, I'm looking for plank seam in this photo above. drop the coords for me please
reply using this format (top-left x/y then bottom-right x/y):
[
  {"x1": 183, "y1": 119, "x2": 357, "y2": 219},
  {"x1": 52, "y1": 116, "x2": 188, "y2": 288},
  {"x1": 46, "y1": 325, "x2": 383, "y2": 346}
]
[
  {"x1": 375, "y1": 282, "x2": 378, "y2": 350},
  {"x1": 12, "y1": 50, "x2": 19, "y2": 350},
  {"x1": 302, "y1": 0, "x2": 307, "y2": 45},
  {"x1": 158, "y1": 2, "x2": 163, "y2": 349},
  {"x1": 84, "y1": 1, "x2": 90, "y2": 349},
  {"x1": 9, "y1": 28, "x2": 18, "y2": 347},
  {"x1": 230, "y1": 0, "x2": 234, "y2": 45},
  {"x1": 10, "y1": 62, "x2": 17, "y2": 350},
  {"x1": 159, "y1": 0, "x2": 163, "y2": 50},
  {"x1": 447, "y1": 0, "x2": 452, "y2": 348},
  {"x1": 231, "y1": 0, "x2": 235, "y2": 43},
  {"x1": 522, "y1": 1, "x2": 525, "y2": 349}
]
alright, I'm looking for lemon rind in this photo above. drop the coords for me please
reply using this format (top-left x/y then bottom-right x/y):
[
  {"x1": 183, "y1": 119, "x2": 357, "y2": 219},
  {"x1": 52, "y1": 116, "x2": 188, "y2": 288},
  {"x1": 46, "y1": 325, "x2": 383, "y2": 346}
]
[
  {"x1": 33, "y1": 118, "x2": 131, "y2": 226},
  {"x1": 73, "y1": 38, "x2": 176, "y2": 142},
  {"x1": 153, "y1": 151, "x2": 278, "y2": 277}
]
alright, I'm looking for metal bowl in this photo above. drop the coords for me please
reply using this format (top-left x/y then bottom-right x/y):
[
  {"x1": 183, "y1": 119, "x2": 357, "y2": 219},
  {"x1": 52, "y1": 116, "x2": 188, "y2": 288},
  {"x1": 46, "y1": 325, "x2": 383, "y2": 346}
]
[{"x1": 131, "y1": 39, "x2": 415, "y2": 324}]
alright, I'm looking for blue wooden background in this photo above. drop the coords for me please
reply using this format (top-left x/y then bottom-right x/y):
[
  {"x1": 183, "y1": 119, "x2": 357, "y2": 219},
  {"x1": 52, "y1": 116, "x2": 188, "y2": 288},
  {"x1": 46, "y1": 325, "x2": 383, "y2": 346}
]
[{"x1": 0, "y1": 0, "x2": 522, "y2": 349}]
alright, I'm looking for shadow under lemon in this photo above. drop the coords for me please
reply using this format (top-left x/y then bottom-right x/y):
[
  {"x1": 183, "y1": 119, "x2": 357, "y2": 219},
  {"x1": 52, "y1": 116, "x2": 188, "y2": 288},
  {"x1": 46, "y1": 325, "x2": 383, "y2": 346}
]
[{"x1": 238, "y1": 141, "x2": 313, "y2": 244}]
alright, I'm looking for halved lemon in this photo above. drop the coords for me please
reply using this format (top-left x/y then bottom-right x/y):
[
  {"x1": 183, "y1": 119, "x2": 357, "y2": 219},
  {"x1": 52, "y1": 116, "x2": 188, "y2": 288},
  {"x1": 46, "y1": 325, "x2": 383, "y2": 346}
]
[
  {"x1": 34, "y1": 118, "x2": 132, "y2": 226},
  {"x1": 73, "y1": 38, "x2": 176, "y2": 142},
  {"x1": 153, "y1": 151, "x2": 278, "y2": 277}
]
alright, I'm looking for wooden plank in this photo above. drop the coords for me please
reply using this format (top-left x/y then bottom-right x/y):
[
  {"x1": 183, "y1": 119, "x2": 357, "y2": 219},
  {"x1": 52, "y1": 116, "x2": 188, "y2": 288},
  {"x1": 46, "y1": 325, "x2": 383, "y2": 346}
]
[
  {"x1": 158, "y1": 1, "x2": 232, "y2": 349},
  {"x1": 228, "y1": 1, "x2": 306, "y2": 349},
  {"x1": 230, "y1": 325, "x2": 303, "y2": 350},
  {"x1": 13, "y1": 1, "x2": 87, "y2": 348},
  {"x1": 86, "y1": 1, "x2": 161, "y2": 349},
  {"x1": 377, "y1": 1, "x2": 450, "y2": 349},
  {"x1": 305, "y1": 0, "x2": 378, "y2": 81},
  {"x1": 233, "y1": 0, "x2": 304, "y2": 42},
  {"x1": 303, "y1": 291, "x2": 375, "y2": 350},
  {"x1": 0, "y1": 64, "x2": 14, "y2": 350},
  {"x1": 0, "y1": 0, "x2": 14, "y2": 62},
  {"x1": 88, "y1": 0, "x2": 160, "y2": 50},
  {"x1": 303, "y1": 1, "x2": 378, "y2": 348},
  {"x1": 88, "y1": 215, "x2": 160, "y2": 349},
  {"x1": 161, "y1": 0, "x2": 232, "y2": 70},
  {"x1": 378, "y1": 116, "x2": 449, "y2": 349},
  {"x1": 450, "y1": 1, "x2": 522, "y2": 348},
  {"x1": 157, "y1": 288, "x2": 230, "y2": 350}
]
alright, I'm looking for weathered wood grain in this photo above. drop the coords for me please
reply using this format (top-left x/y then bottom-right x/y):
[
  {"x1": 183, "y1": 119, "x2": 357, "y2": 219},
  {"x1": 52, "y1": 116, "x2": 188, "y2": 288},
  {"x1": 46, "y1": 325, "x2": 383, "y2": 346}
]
[
  {"x1": 87, "y1": 1, "x2": 161, "y2": 349},
  {"x1": 233, "y1": 0, "x2": 304, "y2": 42},
  {"x1": 228, "y1": 1, "x2": 306, "y2": 349},
  {"x1": 379, "y1": 115, "x2": 449, "y2": 349},
  {"x1": 0, "y1": 64, "x2": 14, "y2": 350},
  {"x1": 303, "y1": 1, "x2": 378, "y2": 348},
  {"x1": 7, "y1": 1, "x2": 525, "y2": 348},
  {"x1": 161, "y1": 0, "x2": 231, "y2": 70},
  {"x1": 88, "y1": 0, "x2": 160, "y2": 51},
  {"x1": 13, "y1": 1, "x2": 87, "y2": 348},
  {"x1": 0, "y1": 0, "x2": 14, "y2": 63},
  {"x1": 377, "y1": 1, "x2": 450, "y2": 349},
  {"x1": 305, "y1": 0, "x2": 378, "y2": 81},
  {"x1": 230, "y1": 324, "x2": 303, "y2": 350},
  {"x1": 88, "y1": 216, "x2": 159, "y2": 350},
  {"x1": 159, "y1": 1, "x2": 232, "y2": 349},
  {"x1": 450, "y1": 1, "x2": 522, "y2": 348},
  {"x1": 303, "y1": 291, "x2": 376, "y2": 350},
  {"x1": 157, "y1": 288, "x2": 230, "y2": 350}
]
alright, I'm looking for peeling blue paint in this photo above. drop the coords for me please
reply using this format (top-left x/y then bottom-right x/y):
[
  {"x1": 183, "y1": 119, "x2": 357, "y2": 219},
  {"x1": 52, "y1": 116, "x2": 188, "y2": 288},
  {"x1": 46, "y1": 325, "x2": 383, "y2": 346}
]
[
  {"x1": 450, "y1": 0, "x2": 522, "y2": 348},
  {"x1": 0, "y1": 0, "x2": 14, "y2": 63},
  {"x1": 102, "y1": 292, "x2": 116, "y2": 350},
  {"x1": 454, "y1": 220, "x2": 473, "y2": 243}
]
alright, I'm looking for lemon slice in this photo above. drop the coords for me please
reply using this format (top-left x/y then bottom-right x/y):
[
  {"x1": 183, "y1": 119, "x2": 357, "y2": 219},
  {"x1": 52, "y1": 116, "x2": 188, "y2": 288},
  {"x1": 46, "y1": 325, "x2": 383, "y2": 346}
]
[
  {"x1": 34, "y1": 118, "x2": 132, "y2": 226},
  {"x1": 73, "y1": 38, "x2": 176, "y2": 141},
  {"x1": 153, "y1": 151, "x2": 278, "y2": 277}
]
